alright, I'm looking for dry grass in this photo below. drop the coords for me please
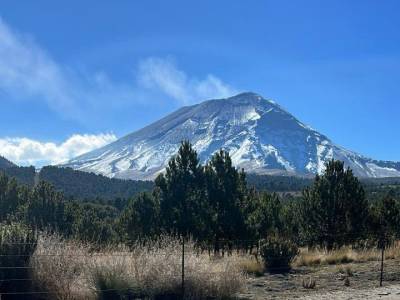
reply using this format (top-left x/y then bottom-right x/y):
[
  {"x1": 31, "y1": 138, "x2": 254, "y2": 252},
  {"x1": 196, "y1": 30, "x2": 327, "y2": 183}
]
[
  {"x1": 236, "y1": 256, "x2": 264, "y2": 276},
  {"x1": 294, "y1": 243, "x2": 400, "y2": 268},
  {"x1": 302, "y1": 276, "x2": 316, "y2": 289},
  {"x1": 30, "y1": 235, "x2": 246, "y2": 299},
  {"x1": 30, "y1": 235, "x2": 93, "y2": 300},
  {"x1": 336, "y1": 265, "x2": 354, "y2": 277}
]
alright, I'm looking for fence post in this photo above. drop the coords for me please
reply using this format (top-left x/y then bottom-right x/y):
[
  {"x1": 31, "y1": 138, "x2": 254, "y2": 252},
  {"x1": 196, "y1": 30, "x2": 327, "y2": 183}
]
[
  {"x1": 181, "y1": 236, "x2": 185, "y2": 299},
  {"x1": 380, "y1": 243, "x2": 385, "y2": 287}
]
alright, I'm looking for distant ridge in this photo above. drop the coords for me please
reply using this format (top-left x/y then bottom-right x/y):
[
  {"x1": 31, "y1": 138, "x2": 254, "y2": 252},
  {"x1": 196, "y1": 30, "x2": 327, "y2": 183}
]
[
  {"x1": 0, "y1": 156, "x2": 16, "y2": 169},
  {"x1": 63, "y1": 92, "x2": 400, "y2": 179}
]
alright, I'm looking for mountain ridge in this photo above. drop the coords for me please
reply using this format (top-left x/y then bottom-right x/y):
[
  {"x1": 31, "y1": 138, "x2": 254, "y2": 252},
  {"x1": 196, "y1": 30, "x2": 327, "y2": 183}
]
[
  {"x1": 0, "y1": 156, "x2": 16, "y2": 170},
  {"x1": 63, "y1": 92, "x2": 400, "y2": 179}
]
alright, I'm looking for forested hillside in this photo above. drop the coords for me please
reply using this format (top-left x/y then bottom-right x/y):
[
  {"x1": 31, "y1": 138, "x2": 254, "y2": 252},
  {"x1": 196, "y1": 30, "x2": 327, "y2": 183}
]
[
  {"x1": 247, "y1": 174, "x2": 313, "y2": 192},
  {"x1": 39, "y1": 166, "x2": 153, "y2": 201},
  {"x1": 1, "y1": 158, "x2": 399, "y2": 204},
  {"x1": 3, "y1": 166, "x2": 36, "y2": 186},
  {"x1": 247, "y1": 173, "x2": 400, "y2": 200},
  {"x1": 0, "y1": 156, "x2": 16, "y2": 169},
  {"x1": 0, "y1": 163, "x2": 153, "y2": 202}
]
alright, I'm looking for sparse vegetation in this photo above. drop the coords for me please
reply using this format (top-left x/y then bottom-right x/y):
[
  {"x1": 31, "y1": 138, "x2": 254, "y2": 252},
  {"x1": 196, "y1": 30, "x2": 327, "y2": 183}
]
[
  {"x1": 302, "y1": 276, "x2": 316, "y2": 289},
  {"x1": 260, "y1": 235, "x2": 299, "y2": 273},
  {"x1": 337, "y1": 265, "x2": 354, "y2": 277}
]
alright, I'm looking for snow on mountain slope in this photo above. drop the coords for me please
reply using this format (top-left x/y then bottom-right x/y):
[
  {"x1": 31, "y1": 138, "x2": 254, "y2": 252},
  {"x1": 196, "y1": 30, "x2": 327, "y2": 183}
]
[{"x1": 63, "y1": 92, "x2": 400, "y2": 179}]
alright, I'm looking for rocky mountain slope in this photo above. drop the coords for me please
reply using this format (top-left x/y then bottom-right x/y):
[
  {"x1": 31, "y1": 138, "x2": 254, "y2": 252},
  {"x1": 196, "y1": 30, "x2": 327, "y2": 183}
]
[{"x1": 63, "y1": 93, "x2": 400, "y2": 179}]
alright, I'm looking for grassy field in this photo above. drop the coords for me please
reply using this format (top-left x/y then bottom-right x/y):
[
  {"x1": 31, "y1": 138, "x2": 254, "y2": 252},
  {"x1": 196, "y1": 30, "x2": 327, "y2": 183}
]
[
  {"x1": 5, "y1": 233, "x2": 400, "y2": 299},
  {"x1": 29, "y1": 235, "x2": 246, "y2": 299}
]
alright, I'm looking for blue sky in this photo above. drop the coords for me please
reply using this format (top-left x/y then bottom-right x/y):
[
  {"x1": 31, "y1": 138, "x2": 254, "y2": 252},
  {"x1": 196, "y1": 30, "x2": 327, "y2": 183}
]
[{"x1": 0, "y1": 0, "x2": 399, "y2": 165}]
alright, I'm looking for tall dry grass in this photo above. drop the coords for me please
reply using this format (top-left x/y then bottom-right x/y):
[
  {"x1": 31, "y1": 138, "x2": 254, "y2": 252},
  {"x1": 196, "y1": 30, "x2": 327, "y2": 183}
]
[
  {"x1": 30, "y1": 235, "x2": 93, "y2": 299},
  {"x1": 294, "y1": 242, "x2": 400, "y2": 267},
  {"x1": 30, "y1": 235, "x2": 246, "y2": 299}
]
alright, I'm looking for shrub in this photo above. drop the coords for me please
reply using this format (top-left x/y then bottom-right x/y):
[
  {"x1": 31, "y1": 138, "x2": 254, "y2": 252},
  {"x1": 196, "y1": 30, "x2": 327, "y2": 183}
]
[
  {"x1": 260, "y1": 236, "x2": 299, "y2": 273},
  {"x1": 0, "y1": 222, "x2": 38, "y2": 297}
]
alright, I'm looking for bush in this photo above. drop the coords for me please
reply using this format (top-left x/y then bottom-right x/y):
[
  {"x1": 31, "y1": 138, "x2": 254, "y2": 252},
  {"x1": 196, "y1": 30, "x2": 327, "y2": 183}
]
[
  {"x1": 0, "y1": 222, "x2": 38, "y2": 297},
  {"x1": 260, "y1": 236, "x2": 298, "y2": 273}
]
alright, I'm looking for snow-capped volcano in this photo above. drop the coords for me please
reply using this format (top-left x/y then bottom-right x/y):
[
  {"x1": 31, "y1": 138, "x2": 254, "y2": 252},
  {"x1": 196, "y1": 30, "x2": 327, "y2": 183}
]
[{"x1": 64, "y1": 93, "x2": 400, "y2": 179}]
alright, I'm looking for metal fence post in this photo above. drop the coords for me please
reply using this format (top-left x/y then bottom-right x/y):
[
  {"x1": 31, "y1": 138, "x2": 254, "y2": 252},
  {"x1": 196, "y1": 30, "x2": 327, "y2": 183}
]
[
  {"x1": 380, "y1": 243, "x2": 385, "y2": 287},
  {"x1": 182, "y1": 236, "x2": 185, "y2": 299}
]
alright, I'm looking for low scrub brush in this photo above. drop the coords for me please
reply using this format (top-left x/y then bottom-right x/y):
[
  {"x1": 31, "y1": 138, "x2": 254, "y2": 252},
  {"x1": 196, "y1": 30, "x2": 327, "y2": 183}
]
[{"x1": 260, "y1": 236, "x2": 299, "y2": 273}]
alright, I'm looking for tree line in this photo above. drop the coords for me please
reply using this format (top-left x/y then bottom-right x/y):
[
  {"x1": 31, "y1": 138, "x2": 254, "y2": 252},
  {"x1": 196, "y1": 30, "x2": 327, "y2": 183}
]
[{"x1": 0, "y1": 141, "x2": 399, "y2": 249}]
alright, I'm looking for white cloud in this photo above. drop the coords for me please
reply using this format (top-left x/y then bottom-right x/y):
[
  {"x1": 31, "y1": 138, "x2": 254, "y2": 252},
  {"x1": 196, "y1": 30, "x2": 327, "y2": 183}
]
[
  {"x1": 138, "y1": 57, "x2": 238, "y2": 104},
  {"x1": 0, "y1": 18, "x2": 82, "y2": 118},
  {"x1": 0, "y1": 19, "x2": 239, "y2": 167},
  {"x1": 0, "y1": 134, "x2": 117, "y2": 167},
  {"x1": 0, "y1": 18, "x2": 238, "y2": 119},
  {"x1": 0, "y1": 18, "x2": 140, "y2": 121}
]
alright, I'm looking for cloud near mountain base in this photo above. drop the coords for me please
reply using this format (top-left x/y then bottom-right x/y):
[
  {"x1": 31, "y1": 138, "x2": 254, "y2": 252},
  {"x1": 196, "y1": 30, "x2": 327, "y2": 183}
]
[{"x1": 0, "y1": 133, "x2": 117, "y2": 167}]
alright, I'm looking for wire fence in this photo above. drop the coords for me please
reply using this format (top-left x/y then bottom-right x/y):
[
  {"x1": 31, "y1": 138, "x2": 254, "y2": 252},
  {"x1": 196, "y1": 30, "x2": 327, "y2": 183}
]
[{"x1": 0, "y1": 235, "x2": 399, "y2": 298}]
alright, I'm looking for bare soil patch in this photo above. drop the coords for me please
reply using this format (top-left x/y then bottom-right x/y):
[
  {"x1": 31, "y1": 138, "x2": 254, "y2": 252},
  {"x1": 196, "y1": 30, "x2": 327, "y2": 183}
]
[{"x1": 238, "y1": 258, "x2": 400, "y2": 299}]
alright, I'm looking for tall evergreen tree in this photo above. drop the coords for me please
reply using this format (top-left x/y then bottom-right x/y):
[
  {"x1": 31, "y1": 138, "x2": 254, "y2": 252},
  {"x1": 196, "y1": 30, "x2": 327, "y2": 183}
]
[
  {"x1": 300, "y1": 160, "x2": 368, "y2": 249},
  {"x1": 23, "y1": 181, "x2": 65, "y2": 232},
  {"x1": 204, "y1": 150, "x2": 248, "y2": 249},
  {"x1": 0, "y1": 174, "x2": 20, "y2": 221},
  {"x1": 369, "y1": 190, "x2": 400, "y2": 244},
  {"x1": 155, "y1": 141, "x2": 208, "y2": 238},
  {"x1": 247, "y1": 192, "x2": 283, "y2": 240}
]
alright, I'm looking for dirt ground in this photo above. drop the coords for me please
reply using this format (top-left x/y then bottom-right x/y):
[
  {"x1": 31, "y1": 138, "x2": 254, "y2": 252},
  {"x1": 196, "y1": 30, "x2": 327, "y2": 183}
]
[{"x1": 237, "y1": 258, "x2": 400, "y2": 299}]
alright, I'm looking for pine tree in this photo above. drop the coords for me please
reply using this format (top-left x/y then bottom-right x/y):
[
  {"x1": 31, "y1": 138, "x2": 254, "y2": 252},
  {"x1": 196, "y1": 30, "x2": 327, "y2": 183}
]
[
  {"x1": 0, "y1": 174, "x2": 20, "y2": 221},
  {"x1": 247, "y1": 191, "x2": 283, "y2": 240},
  {"x1": 155, "y1": 141, "x2": 208, "y2": 238},
  {"x1": 204, "y1": 149, "x2": 248, "y2": 251},
  {"x1": 300, "y1": 160, "x2": 368, "y2": 249},
  {"x1": 369, "y1": 190, "x2": 400, "y2": 244},
  {"x1": 24, "y1": 181, "x2": 65, "y2": 232},
  {"x1": 119, "y1": 192, "x2": 160, "y2": 241}
]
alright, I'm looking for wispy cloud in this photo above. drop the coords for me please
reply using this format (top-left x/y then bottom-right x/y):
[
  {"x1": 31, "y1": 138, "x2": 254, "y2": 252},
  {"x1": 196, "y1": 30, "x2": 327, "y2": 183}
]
[
  {"x1": 0, "y1": 18, "x2": 238, "y2": 166},
  {"x1": 137, "y1": 57, "x2": 238, "y2": 104},
  {"x1": 0, "y1": 18, "x2": 141, "y2": 121},
  {"x1": 0, "y1": 18, "x2": 83, "y2": 118},
  {"x1": 0, "y1": 18, "x2": 237, "y2": 119},
  {"x1": 0, "y1": 134, "x2": 117, "y2": 167}
]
